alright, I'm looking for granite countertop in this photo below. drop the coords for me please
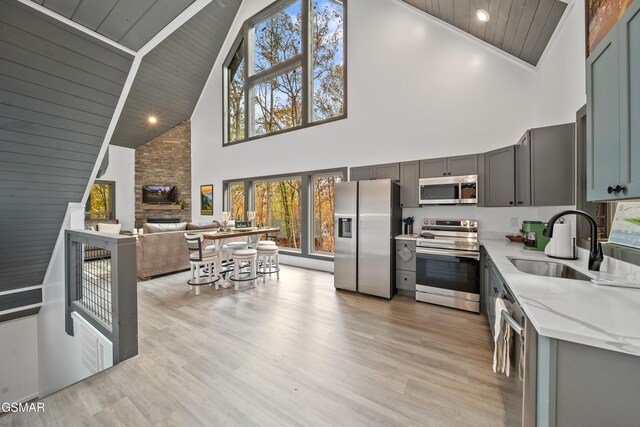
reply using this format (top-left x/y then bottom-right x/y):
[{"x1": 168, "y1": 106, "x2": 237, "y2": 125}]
[{"x1": 481, "y1": 238, "x2": 640, "y2": 357}]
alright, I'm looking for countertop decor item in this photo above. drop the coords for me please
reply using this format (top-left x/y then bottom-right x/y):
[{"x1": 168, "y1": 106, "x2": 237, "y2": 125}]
[
  {"x1": 608, "y1": 202, "x2": 640, "y2": 249},
  {"x1": 506, "y1": 235, "x2": 525, "y2": 243}
]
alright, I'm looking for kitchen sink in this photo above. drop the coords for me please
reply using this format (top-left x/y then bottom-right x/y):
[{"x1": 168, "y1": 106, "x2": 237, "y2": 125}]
[{"x1": 508, "y1": 258, "x2": 592, "y2": 281}]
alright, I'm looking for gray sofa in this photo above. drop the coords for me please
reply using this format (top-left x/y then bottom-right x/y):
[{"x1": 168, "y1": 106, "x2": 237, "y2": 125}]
[{"x1": 136, "y1": 221, "x2": 222, "y2": 279}]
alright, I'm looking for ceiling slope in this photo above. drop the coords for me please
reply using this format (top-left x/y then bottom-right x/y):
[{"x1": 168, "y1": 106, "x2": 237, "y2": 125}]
[
  {"x1": 29, "y1": 0, "x2": 197, "y2": 51},
  {"x1": 402, "y1": 0, "x2": 568, "y2": 66},
  {"x1": 0, "y1": 0, "x2": 133, "y2": 311},
  {"x1": 110, "y1": 0, "x2": 242, "y2": 149}
]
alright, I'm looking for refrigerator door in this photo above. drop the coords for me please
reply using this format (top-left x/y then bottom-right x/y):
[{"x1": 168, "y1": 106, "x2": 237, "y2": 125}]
[
  {"x1": 358, "y1": 180, "x2": 394, "y2": 298},
  {"x1": 334, "y1": 181, "x2": 358, "y2": 291}
]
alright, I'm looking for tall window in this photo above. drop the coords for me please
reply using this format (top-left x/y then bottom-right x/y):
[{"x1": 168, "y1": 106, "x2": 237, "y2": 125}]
[
  {"x1": 85, "y1": 181, "x2": 115, "y2": 220},
  {"x1": 254, "y1": 177, "x2": 302, "y2": 250},
  {"x1": 223, "y1": 0, "x2": 346, "y2": 144},
  {"x1": 229, "y1": 182, "x2": 246, "y2": 220},
  {"x1": 312, "y1": 174, "x2": 343, "y2": 254}
]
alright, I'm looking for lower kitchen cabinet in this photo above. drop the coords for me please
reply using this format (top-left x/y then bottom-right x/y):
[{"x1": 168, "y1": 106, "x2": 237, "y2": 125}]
[{"x1": 395, "y1": 239, "x2": 416, "y2": 295}]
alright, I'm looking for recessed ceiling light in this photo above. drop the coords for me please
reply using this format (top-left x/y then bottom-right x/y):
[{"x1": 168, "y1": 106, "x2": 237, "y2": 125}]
[
  {"x1": 476, "y1": 9, "x2": 490, "y2": 22},
  {"x1": 148, "y1": 115, "x2": 158, "y2": 125}
]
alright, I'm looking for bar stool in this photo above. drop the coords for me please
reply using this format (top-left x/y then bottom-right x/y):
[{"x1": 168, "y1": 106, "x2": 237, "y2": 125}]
[
  {"x1": 221, "y1": 241, "x2": 249, "y2": 278},
  {"x1": 257, "y1": 244, "x2": 280, "y2": 283},
  {"x1": 229, "y1": 248, "x2": 258, "y2": 290},
  {"x1": 184, "y1": 233, "x2": 221, "y2": 295}
]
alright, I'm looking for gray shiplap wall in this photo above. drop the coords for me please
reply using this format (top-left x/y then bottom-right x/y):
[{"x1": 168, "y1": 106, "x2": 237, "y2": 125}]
[
  {"x1": 110, "y1": 0, "x2": 242, "y2": 148},
  {"x1": 0, "y1": 0, "x2": 133, "y2": 313}
]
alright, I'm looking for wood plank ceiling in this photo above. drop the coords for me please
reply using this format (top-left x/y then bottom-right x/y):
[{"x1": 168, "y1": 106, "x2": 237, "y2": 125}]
[
  {"x1": 402, "y1": 0, "x2": 568, "y2": 66},
  {"x1": 29, "y1": 0, "x2": 197, "y2": 51},
  {"x1": 110, "y1": 0, "x2": 243, "y2": 148},
  {"x1": 0, "y1": 0, "x2": 133, "y2": 315}
]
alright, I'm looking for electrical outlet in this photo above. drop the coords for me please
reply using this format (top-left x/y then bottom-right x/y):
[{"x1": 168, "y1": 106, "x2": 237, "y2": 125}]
[
  {"x1": 1, "y1": 387, "x2": 8, "y2": 394},
  {"x1": 510, "y1": 217, "x2": 519, "y2": 227}
]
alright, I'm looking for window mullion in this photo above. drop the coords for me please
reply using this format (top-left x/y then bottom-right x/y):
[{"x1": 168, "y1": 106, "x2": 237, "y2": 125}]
[
  {"x1": 301, "y1": 0, "x2": 310, "y2": 126},
  {"x1": 244, "y1": 21, "x2": 252, "y2": 139}
]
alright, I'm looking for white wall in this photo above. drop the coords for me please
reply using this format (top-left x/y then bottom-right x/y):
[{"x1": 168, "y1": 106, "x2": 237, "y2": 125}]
[
  {"x1": 534, "y1": 0, "x2": 587, "y2": 127},
  {"x1": 191, "y1": 0, "x2": 539, "y2": 222},
  {"x1": 0, "y1": 316, "x2": 38, "y2": 404},
  {"x1": 190, "y1": 0, "x2": 587, "y2": 234},
  {"x1": 100, "y1": 145, "x2": 135, "y2": 230},
  {"x1": 37, "y1": 203, "x2": 90, "y2": 397}
]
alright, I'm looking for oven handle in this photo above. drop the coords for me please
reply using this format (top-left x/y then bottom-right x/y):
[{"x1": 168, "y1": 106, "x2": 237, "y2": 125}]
[{"x1": 416, "y1": 247, "x2": 480, "y2": 260}]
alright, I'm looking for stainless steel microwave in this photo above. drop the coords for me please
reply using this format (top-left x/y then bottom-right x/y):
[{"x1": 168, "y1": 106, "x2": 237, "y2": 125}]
[{"x1": 418, "y1": 175, "x2": 478, "y2": 205}]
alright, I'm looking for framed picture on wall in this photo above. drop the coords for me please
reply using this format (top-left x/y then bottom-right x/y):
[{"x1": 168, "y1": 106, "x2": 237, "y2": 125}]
[
  {"x1": 586, "y1": 0, "x2": 634, "y2": 56},
  {"x1": 200, "y1": 185, "x2": 213, "y2": 215}
]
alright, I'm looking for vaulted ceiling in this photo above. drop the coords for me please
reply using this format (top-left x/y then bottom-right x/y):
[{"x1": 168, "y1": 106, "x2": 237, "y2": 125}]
[
  {"x1": 401, "y1": 0, "x2": 568, "y2": 66},
  {"x1": 28, "y1": 0, "x2": 243, "y2": 148},
  {"x1": 29, "y1": 0, "x2": 197, "y2": 51}
]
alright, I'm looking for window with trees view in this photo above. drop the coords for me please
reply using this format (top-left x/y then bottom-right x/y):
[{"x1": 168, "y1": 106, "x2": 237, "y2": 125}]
[
  {"x1": 224, "y1": 0, "x2": 345, "y2": 144},
  {"x1": 312, "y1": 174, "x2": 343, "y2": 253},
  {"x1": 224, "y1": 168, "x2": 345, "y2": 257},
  {"x1": 229, "y1": 182, "x2": 245, "y2": 221},
  {"x1": 85, "y1": 181, "x2": 114, "y2": 220},
  {"x1": 255, "y1": 177, "x2": 302, "y2": 250}
]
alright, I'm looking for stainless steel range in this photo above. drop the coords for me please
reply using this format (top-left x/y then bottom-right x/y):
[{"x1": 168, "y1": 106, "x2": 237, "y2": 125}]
[{"x1": 415, "y1": 219, "x2": 480, "y2": 313}]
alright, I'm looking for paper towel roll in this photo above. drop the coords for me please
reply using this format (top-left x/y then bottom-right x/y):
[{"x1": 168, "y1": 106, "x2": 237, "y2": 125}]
[{"x1": 546, "y1": 223, "x2": 573, "y2": 258}]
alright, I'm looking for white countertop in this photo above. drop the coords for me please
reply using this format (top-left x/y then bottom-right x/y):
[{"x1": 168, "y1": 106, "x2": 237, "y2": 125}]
[{"x1": 481, "y1": 238, "x2": 640, "y2": 357}]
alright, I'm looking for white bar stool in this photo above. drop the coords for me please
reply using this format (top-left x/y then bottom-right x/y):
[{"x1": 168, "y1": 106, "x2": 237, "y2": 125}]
[
  {"x1": 229, "y1": 248, "x2": 258, "y2": 290},
  {"x1": 221, "y1": 241, "x2": 249, "y2": 278},
  {"x1": 257, "y1": 245, "x2": 280, "y2": 283},
  {"x1": 184, "y1": 233, "x2": 221, "y2": 295}
]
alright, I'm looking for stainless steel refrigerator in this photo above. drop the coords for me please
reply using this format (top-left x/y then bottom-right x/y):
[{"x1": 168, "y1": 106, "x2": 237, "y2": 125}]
[{"x1": 334, "y1": 179, "x2": 401, "y2": 299}]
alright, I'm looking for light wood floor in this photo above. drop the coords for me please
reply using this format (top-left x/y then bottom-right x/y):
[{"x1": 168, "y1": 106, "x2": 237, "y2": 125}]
[{"x1": 1, "y1": 266, "x2": 520, "y2": 426}]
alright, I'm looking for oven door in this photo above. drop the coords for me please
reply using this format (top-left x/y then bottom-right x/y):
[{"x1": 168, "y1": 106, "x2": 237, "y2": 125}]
[{"x1": 415, "y1": 247, "x2": 480, "y2": 312}]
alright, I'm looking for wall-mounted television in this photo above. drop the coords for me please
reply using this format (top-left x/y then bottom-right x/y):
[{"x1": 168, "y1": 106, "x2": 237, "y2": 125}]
[{"x1": 142, "y1": 185, "x2": 177, "y2": 204}]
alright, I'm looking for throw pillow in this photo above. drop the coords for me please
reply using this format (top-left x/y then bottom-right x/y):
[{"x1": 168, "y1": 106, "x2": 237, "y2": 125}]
[{"x1": 98, "y1": 223, "x2": 122, "y2": 235}]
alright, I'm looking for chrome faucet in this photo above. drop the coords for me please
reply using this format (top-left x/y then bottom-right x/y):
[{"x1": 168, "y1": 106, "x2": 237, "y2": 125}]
[{"x1": 544, "y1": 210, "x2": 604, "y2": 271}]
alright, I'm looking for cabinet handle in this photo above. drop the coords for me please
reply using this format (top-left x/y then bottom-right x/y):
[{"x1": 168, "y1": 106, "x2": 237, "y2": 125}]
[
  {"x1": 517, "y1": 201, "x2": 523, "y2": 205},
  {"x1": 493, "y1": 286, "x2": 499, "y2": 293},
  {"x1": 404, "y1": 278, "x2": 407, "y2": 281},
  {"x1": 442, "y1": 173, "x2": 446, "y2": 176},
  {"x1": 448, "y1": 172, "x2": 452, "y2": 175},
  {"x1": 509, "y1": 201, "x2": 514, "y2": 205},
  {"x1": 608, "y1": 185, "x2": 627, "y2": 194}
]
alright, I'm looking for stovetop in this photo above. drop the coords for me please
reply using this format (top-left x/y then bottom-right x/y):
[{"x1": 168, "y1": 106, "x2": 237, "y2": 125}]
[{"x1": 417, "y1": 218, "x2": 479, "y2": 251}]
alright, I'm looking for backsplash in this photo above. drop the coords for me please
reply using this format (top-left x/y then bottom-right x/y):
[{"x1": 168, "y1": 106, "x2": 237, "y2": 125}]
[{"x1": 402, "y1": 205, "x2": 575, "y2": 233}]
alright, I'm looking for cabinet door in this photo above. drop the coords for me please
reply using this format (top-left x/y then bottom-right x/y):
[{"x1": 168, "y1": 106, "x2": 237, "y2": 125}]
[
  {"x1": 484, "y1": 146, "x2": 515, "y2": 207},
  {"x1": 620, "y1": 2, "x2": 640, "y2": 199},
  {"x1": 399, "y1": 161, "x2": 419, "y2": 208},
  {"x1": 515, "y1": 132, "x2": 532, "y2": 206},
  {"x1": 448, "y1": 154, "x2": 478, "y2": 176},
  {"x1": 587, "y1": 30, "x2": 621, "y2": 201},
  {"x1": 419, "y1": 158, "x2": 447, "y2": 178},
  {"x1": 373, "y1": 163, "x2": 400, "y2": 181},
  {"x1": 350, "y1": 166, "x2": 373, "y2": 181},
  {"x1": 531, "y1": 124, "x2": 575, "y2": 206}
]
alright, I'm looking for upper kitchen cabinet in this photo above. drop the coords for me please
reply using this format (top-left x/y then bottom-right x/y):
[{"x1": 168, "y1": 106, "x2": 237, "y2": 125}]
[
  {"x1": 481, "y1": 146, "x2": 515, "y2": 207},
  {"x1": 399, "y1": 161, "x2": 419, "y2": 208},
  {"x1": 350, "y1": 163, "x2": 400, "y2": 181},
  {"x1": 587, "y1": 1, "x2": 640, "y2": 201},
  {"x1": 516, "y1": 124, "x2": 575, "y2": 206},
  {"x1": 419, "y1": 154, "x2": 477, "y2": 178}
]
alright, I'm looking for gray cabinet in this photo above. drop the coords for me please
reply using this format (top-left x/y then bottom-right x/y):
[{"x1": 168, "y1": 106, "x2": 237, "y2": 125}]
[
  {"x1": 482, "y1": 146, "x2": 515, "y2": 207},
  {"x1": 587, "y1": 1, "x2": 640, "y2": 201},
  {"x1": 516, "y1": 124, "x2": 575, "y2": 206},
  {"x1": 395, "y1": 239, "x2": 416, "y2": 295},
  {"x1": 350, "y1": 163, "x2": 399, "y2": 181},
  {"x1": 448, "y1": 154, "x2": 478, "y2": 176},
  {"x1": 350, "y1": 166, "x2": 373, "y2": 181},
  {"x1": 399, "y1": 161, "x2": 419, "y2": 208},
  {"x1": 419, "y1": 155, "x2": 477, "y2": 178}
]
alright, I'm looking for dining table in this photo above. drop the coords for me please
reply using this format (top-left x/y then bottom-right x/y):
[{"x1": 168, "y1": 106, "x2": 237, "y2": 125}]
[{"x1": 201, "y1": 227, "x2": 280, "y2": 287}]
